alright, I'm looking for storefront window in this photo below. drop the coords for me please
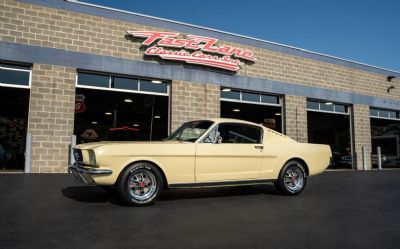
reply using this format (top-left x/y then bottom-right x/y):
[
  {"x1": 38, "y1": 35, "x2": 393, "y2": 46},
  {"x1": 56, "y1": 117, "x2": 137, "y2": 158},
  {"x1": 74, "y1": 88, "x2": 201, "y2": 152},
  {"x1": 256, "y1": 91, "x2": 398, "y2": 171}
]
[
  {"x1": 261, "y1": 94, "x2": 280, "y2": 105},
  {"x1": 221, "y1": 90, "x2": 240, "y2": 100},
  {"x1": 221, "y1": 89, "x2": 280, "y2": 106},
  {"x1": 78, "y1": 72, "x2": 109, "y2": 88},
  {"x1": 77, "y1": 72, "x2": 168, "y2": 95},
  {"x1": 0, "y1": 62, "x2": 30, "y2": 171},
  {"x1": 307, "y1": 100, "x2": 348, "y2": 114},
  {"x1": 112, "y1": 77, "x2": 139, "y2": 91},
  {"x1": 242, "y1": 92, "x2": 260, "y2": 102},
  {"x1": 221, "y1": 88, "x2": 283, "y2": 132},
  {"x1": 140, "y1": 79, "x2": 168, "y2": 94},
  {"x1": 74, "y1": 73, "x2": 170, "y2": 144},
  {"x1": 307, "y1": 99, "x2": 352, "y2": 169},
  {"x1": 0, "y1": 63, "x2": 30, "y2": 87},
  {"x1": 370, "y1": 108, "x2": 400, "y2": 168}
]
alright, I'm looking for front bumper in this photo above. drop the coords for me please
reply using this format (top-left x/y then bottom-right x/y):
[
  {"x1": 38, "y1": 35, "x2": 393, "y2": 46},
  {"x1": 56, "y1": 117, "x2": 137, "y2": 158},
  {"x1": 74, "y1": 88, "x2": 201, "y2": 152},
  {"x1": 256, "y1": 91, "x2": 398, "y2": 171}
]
[{"x1": 69, "y1": 164, "x2": 112, "y2": 185}]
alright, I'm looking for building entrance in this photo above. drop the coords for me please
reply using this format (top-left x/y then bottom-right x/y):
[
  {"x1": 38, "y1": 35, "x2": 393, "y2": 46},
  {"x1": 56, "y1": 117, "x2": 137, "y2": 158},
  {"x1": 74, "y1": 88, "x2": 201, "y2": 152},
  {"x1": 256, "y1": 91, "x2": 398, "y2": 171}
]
[{"x1": 307, "y1": 100, "x2": 353, "y2": 169}]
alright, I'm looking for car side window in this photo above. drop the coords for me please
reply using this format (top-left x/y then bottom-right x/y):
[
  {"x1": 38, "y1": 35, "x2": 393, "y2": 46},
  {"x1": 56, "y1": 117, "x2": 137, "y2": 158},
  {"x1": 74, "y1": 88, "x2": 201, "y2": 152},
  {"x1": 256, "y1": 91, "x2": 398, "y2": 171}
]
[{"x1": 217, "y1": 123, "x2": 262, "y2": 144}]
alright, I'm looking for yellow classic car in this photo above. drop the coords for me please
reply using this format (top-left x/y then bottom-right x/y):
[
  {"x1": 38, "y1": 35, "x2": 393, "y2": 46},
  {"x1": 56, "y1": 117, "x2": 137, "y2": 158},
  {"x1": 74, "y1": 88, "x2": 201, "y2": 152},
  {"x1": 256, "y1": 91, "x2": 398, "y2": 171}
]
[{"x1": 70, "y1": 118, "x2": 332, "y2": 206}]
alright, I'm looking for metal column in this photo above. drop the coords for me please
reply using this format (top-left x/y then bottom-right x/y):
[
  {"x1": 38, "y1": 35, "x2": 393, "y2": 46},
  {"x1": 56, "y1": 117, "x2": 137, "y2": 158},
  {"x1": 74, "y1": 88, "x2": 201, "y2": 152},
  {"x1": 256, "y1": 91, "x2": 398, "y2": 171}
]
[{"x1": 24, "y1": 133, "x2": 32, "y2": 173}]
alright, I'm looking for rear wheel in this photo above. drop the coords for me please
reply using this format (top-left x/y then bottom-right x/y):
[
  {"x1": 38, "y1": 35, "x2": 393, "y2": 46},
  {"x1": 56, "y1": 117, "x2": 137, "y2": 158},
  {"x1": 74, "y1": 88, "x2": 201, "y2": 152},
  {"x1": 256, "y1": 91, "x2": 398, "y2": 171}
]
[
  {"x1": 117, "y1": 162, "x2": 164, "y2": 206},
  {"x1": 275, "y1": 160, "x2": 307, "y2": 195}
]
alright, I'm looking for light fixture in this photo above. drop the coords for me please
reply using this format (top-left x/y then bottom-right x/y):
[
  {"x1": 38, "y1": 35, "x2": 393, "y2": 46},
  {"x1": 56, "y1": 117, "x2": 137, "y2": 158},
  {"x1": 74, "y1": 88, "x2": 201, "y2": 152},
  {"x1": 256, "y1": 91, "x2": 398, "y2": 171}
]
[
  {"x1": 91, "y1": 121, "x2": 98, "y2": 124},
  {"x1": 105, "y1": 112, "x2": 112, "y2": 115},
  {"x1": 154, "y1": 115, "x2": 161, "y2": 119},
  {"x1": 325, "y1": 102, "x2": 333, "y2": 105},
  {"x1": 387, "y1": 76, "x2": 395, "y2": 82},
  {"x1": 275, "y1": 113, "x2": 282, "y2": 116},
  {"x1": 233, "y1": 108, "x2": 240, "y2": 112},
  {"x1": 222, "y1": 88, "x2": 231, "y2": 92},
  {"x1": 387, "y1": 85, "x2": 395, "y2": 93},
  {"x1": 124, "y1": 98, "x2": 133, "y2": 103},
  {"x1": 133, "y1": 124, "x2": 140, "y2": 127},
  {"x1": 151, "y1": 80, "x2": 162, "y2": 84}
]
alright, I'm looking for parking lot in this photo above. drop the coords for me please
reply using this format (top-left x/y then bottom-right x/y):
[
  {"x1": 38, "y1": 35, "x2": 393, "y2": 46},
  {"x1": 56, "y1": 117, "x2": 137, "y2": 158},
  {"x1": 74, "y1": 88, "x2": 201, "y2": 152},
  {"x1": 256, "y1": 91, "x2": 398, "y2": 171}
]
[{"x1": 1, "y1": 170, "x2": 400, "y2": 249}]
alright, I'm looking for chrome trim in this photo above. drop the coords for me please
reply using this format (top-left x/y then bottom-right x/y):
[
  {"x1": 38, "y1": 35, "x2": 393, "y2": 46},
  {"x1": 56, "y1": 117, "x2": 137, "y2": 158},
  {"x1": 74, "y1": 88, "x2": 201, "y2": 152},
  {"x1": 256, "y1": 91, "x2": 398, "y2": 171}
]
[{"x1": 69, "y1": 164, "x2": 112, "y2": 185}]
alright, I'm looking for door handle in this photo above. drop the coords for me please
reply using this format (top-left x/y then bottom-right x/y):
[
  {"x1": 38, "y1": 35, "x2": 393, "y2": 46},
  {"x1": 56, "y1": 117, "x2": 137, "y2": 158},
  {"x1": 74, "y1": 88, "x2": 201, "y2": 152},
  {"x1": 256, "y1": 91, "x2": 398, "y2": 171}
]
[{"x1": 254, "y1": 145, "x2": 264, "y2": 150}]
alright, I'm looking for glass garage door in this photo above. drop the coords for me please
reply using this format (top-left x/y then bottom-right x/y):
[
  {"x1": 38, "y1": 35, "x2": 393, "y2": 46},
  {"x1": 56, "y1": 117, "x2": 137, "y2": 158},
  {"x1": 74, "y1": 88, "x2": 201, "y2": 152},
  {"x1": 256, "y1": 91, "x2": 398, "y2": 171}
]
[
  {"x1": 0, "y1": 62, "x2": 31, "y2": 172},
  {"x1": 307, "y1": 99, "x2": 353, "y2": 169},
  {"x1": 74, "y1": 71, "x2": 170, "y2": 144},
  {"x1": 220, "y1": 88, "x2": 283, "y2": 133},
  {"x1": 370, "y1": 108, "x2": 400, "y2": 168}
]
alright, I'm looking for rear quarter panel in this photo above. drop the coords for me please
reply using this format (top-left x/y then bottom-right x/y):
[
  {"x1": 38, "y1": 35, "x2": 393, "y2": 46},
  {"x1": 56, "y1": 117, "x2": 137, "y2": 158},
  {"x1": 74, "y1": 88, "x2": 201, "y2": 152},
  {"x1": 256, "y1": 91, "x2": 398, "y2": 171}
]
[{"x1": 261, "y1": 141, "x2": 331, "y2": 179}]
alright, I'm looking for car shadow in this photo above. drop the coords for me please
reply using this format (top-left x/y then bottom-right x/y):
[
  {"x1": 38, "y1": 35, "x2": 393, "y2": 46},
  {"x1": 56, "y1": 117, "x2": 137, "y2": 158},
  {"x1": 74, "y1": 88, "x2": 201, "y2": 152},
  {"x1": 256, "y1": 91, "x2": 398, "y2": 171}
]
[
  {"x1": 159, "y1": 184, "x2": 280, "y2": 201},
  {"x1": 62, "y1": 184, "x2": 281, "y2": 205},
  {"x1": 62, "y1": 186, "x2": 126, "y2": 206}
]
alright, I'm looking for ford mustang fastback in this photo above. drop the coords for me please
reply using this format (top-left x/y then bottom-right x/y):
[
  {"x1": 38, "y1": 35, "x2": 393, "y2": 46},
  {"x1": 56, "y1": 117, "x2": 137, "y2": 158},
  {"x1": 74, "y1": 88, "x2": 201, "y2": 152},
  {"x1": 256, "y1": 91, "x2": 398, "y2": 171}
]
[{"x1": 70, "y1": 118, "x2": 331, "y2": 206}]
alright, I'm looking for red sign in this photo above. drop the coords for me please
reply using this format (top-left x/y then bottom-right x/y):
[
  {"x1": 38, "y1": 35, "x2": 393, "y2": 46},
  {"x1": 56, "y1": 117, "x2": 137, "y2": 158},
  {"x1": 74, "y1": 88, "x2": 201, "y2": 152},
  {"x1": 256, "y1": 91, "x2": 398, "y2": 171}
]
[
  {"x1": 127, "y1": 31, "x2": 256, "y2": 72},
  {"x1": 75, "y1": 94, "x2": 86, "y2": 113}
]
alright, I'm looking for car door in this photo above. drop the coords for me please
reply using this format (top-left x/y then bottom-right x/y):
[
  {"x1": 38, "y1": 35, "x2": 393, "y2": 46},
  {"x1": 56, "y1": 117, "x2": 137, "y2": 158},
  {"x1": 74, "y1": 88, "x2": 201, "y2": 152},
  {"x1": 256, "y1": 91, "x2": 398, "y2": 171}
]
[{"x1": 195, "y1": 123, "x2": 264, "y2": 182}]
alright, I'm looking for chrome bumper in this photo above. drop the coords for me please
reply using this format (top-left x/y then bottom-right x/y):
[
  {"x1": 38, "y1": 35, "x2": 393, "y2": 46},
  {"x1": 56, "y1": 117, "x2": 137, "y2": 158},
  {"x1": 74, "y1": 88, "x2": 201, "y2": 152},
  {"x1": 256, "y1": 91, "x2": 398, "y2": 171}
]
[{"x1": 69, "y1": 164, "x2": 112, "y2": 185}]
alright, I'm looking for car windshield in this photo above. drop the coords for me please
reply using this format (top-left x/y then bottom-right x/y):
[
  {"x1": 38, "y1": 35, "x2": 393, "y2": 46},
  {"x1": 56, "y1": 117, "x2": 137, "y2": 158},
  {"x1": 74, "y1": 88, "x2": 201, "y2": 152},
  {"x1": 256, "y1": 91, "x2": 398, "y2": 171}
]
[{"x1": 165, "y1": 121, "x2": 214, "y2": 142}]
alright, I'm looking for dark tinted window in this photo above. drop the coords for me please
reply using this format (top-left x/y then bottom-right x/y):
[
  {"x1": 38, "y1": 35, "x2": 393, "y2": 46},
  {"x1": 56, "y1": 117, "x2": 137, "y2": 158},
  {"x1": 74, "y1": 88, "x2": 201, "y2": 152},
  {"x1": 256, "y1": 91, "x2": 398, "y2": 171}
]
[
  {"x1": 307, "y1": 100, "x2": 319, "y2": 110},
  {"x1": 140, "y1": 79, "x2": 168, "y2": 93},
  {"x1": 112, "y1": 77, "x2": 138, "y2": 91},
  {"x1": 0, "y1": 63, "x2": 30, "y2": 86},
  {"x1": 0, "y1": 63, "x2": 30, "y2": 70},
  {"x1": 78, "y1": 72, "x2": 109, "y2": 88},
  {"x1": 221, "y1": 90, "x2": 240, "y2": 100},
  {"x1": 261, "y1": 94, "x2": 279, "y2": 104},
  {"x1": 334, "y1": 104, "x2": 345, "y2": 113},
  {"x1": 320, "y1": 103, "x2": 334, "y2": 112},
  {"x1": 242, "y1": 92, "x2": 260, "y2": 102},
  {"x1": 370, "y1": 109, "x2": 379, "y2": 117},
  {"x1": 218, "y1": 123, "x2": 262, "y2": 144}
]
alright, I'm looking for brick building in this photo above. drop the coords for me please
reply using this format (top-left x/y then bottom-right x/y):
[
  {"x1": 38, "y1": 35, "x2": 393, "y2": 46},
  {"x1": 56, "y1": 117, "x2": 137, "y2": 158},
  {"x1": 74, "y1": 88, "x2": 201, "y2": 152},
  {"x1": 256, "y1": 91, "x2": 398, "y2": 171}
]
[{"x1": 0, "y1": 0, "x2": 399, "y2": 173}]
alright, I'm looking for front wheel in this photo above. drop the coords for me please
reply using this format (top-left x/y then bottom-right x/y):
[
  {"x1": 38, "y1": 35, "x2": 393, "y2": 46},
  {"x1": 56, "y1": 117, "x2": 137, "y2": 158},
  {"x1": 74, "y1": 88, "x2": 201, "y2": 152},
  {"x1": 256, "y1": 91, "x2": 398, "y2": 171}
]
[
  {"x1": 275, "y1": 160, "x2": 307, "y2": 195},
  {"x1": 117, "y1": 162, "x2": 164, "y2": 206}
]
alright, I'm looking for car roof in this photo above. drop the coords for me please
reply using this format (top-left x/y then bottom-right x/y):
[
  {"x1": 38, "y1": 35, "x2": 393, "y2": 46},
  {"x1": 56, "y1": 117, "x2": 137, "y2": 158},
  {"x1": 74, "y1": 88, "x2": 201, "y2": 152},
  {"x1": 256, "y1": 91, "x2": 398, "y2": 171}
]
[{"x1": 203, "y1": 118, "x2": 264, "y2": 127}]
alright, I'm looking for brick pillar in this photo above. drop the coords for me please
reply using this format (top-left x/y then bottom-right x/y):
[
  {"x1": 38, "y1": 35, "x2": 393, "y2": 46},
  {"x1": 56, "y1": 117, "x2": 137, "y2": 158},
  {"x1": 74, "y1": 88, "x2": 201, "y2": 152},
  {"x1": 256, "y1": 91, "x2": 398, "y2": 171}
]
[
  {"x1": 170, "y1": 81, "x2": 220, "y2": 131},
  {"x1": 28, "y1": 64, "x2": 76, "y2": 173},
  {"x1": 284, "y1": 95, "x2": 308, "y2": 143},
  {"x1": 352, "y1": 104, "x2": 372, "y2": 170}
]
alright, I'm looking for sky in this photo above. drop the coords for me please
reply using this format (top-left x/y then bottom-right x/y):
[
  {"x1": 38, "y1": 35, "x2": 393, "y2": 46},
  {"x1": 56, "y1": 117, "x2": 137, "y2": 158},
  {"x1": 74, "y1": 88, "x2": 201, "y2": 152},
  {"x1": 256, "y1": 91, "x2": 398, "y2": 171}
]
[{"x1": 83, "y1": 0, "x2": 400, "y2": 72}]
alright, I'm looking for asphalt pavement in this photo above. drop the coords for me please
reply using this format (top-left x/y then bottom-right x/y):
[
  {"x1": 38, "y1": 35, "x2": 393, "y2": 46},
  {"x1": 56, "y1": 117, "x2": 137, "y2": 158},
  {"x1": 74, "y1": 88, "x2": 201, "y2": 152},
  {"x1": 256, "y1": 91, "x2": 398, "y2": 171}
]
[{"x1": 1, "y1": 170, "x2": 400, "y2": 249}]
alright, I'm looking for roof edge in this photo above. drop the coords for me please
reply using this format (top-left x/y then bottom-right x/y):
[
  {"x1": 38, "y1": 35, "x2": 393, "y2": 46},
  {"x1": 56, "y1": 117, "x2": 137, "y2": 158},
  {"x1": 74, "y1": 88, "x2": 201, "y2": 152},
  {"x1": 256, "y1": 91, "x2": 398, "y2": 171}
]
[{"x1": 65, "y1": 0, "x2": 400, "y2": 76}]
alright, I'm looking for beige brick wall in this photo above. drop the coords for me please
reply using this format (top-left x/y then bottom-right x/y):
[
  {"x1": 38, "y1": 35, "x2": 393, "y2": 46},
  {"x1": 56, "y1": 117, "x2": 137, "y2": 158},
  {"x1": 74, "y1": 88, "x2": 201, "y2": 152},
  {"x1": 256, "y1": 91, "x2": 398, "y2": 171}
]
[
  {"x1": 1, "y1": 0, "x2": 399, "y2": 102},
  {"x1": 171, "y1": 81, "x2": 220, "y2": 131},
  {"x1": 284, "y1": 95, "x2": 308, "y2": 143},
  {"x1": 28, "y1": 64, "x2": 76, "y2": 173},
  {"x1": 352, "y1": 105, "x2": 372, "y2": 170}
]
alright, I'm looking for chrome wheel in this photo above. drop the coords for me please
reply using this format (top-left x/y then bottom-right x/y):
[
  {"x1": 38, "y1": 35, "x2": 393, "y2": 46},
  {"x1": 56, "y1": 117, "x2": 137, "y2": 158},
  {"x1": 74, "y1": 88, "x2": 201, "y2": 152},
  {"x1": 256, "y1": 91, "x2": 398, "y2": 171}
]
[
  {"x1": 128, "y1": 170, "x2": 157, "y2": 201},
  {"x1": 284, "y1": 165, "x2": 305, "y2": 192}
]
